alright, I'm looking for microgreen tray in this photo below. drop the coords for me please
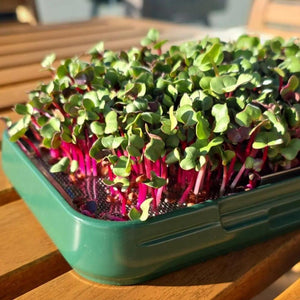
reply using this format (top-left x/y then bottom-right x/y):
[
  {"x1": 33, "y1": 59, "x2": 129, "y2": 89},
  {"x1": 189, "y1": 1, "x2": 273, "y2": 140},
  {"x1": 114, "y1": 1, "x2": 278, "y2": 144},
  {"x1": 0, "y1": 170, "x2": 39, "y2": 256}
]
[{"x1": 2, "y1": 131, "x2": 300, "y2": 285}]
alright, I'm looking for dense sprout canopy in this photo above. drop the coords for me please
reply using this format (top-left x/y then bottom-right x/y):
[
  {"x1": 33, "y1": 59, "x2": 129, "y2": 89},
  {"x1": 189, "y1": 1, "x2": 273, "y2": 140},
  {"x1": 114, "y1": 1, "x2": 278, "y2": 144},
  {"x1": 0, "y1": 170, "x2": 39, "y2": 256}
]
[{"x1": 8, "y1": 30, "x2": 300, "y2": 221}]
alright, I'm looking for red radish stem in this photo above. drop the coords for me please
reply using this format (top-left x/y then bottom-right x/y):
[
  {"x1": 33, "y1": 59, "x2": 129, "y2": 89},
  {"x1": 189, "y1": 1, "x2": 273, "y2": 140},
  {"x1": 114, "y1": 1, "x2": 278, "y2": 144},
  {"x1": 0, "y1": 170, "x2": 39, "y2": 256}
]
[
  {"x1": 226, "y1": 154, "x2": 237, "y2": 184},
  {"x1": 230, "y1": 149, "x2": 258, "y2": 190},
  {"x1": 193, "y1": 163, "x2": 206, "y2": 195},
  {"x1": 50, "y1": 148, "x2": 60, "y2": 159},
  {"x1": 21, "y1": 137, "x2": 41, "y2": 157},
  {"x1": 261, "y1": 146, "x2": 269, "y2": 170},
  {"x1": 137, "y1": 183, "x2": 147, "y2": 209},
  {"x1": 220, "y1": 165, "x2": 228, "y2": 196},
  {"x1": 155, "y1": 157, "x2": 167, "y2": 207},
  {"x1": 279, "y1": 76, "x2": 283, "y2": 92},
  {"x1": 179, "y1": 171, "x2": 196, "y2": 204}
]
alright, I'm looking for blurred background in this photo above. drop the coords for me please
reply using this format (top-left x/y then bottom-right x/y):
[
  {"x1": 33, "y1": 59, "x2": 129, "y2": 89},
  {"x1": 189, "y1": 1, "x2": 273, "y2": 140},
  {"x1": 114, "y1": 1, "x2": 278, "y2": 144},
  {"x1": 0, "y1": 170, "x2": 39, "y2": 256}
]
[
  {"x1": 0, "y1": 1, "x2": 299, "y2": 299},
  {"x1": 0, "y1": 0, "x2": 252, "y2": 29}
]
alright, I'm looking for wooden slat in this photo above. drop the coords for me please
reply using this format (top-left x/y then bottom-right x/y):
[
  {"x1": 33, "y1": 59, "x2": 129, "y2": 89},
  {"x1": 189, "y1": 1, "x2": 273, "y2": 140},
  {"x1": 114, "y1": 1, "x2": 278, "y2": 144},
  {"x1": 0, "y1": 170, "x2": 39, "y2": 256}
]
[
  {"x1": 0, "y1": 18, "x2": 108, "y2": 37},
  {"x1": 0, "y1": 16, "x2": 173, "y2": 44},
  {"x1": 17, "y1": 229, "x2": 300, "y2": 300},
  {"x1": 0, "y1": 26, "x2": 199, "y2": 87},
  {"x1": 0, "y1": 109, "x2": 20, "y2": 205},
  {"x1": 275, "y1": 278, "x2": 300, "y2": 300},
  {"x1": 248, "y1": 0, "x2": 300, "y2": 38},
  {"x1": 0, "y1": 107, "x2": 17, "y2": 193},
  {"x1": 0, "y1": 31, "x2": 199, "y2": 110},
  {"x1": 0, "y1": 36, "x2": 141, "y2": 69},
  {"x1": 0, "y1": 200, "x2": 70, "y2": 300},
  {"x1": 265, "y1": 1, "x2": 300, "y2": 27},
  {"x1": 0, "y1": 63, "x2": 47, "y2": 86},
  {"x1": 247, "y1": 0, "x2": 269, "y2": 31},
  {"x1": 0, "y1": 26, "x2": 141, "y2": 56},
  {"x1": 0, "y1": 81, "x2": 35, "y2": 108},
  {"x1": 0, "y1": 0, "x2": 18, "y2": 13},
  {"x1": 0, "y1": 23, "x2": 198, "y2": 69},
  {"x1": 0, "y1": 150, "x2": 14, "y2": 192},
  {"x1": 0, "y1": 109, "x2": 20, "y2": 138},
  {"x1": 0, "y1": 187, "x2": 19, "y2": 206},
  {"x1": 252, "y1": 28, "x2": 300, "y2": 39},
  {"x1": 0, "y1": 27, "x2": 199, "y2": 87}
]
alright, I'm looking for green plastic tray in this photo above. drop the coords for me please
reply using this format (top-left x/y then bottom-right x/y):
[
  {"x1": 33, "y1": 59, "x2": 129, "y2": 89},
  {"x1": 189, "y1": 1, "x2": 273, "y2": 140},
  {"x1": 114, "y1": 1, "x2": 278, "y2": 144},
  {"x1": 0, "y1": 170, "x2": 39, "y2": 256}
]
[{"x1": 2, "y1": 131, "x2": 300, "y2": 285}]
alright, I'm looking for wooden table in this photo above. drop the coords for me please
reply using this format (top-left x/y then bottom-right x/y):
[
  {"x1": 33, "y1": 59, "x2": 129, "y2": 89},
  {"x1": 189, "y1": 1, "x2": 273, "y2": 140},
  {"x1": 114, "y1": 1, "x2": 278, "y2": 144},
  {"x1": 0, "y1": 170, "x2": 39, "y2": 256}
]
[{"x1": 1, "y1": 17, "x2": 300, "y2": 300}]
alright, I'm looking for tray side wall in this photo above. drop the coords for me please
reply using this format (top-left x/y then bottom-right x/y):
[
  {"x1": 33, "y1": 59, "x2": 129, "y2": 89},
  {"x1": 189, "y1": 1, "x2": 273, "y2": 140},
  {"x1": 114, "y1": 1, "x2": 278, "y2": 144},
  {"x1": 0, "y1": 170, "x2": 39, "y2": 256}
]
[{"x1": 2, "y1": 131, "x2": 300, "y2": 285}]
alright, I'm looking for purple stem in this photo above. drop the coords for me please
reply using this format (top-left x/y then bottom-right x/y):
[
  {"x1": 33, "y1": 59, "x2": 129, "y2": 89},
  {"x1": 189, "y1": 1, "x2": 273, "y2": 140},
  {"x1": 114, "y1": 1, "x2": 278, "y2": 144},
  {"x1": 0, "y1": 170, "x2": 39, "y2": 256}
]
[
  {"x1": 220, "y1": 165, "x2": 228, "y2": 196},
  {"x1": 50, "y1": 148, "x2": 60, "y2": 159},
  {"x1": 193, "y1": 164, "x2": 206, "y2": 195},
  {"x1": 21, "y1": 137, "x2": 41, "y2": 157},
  {"x1": 75, "y1": 145, "x2": 86, "y2": 176},
  {"x1": 137, "y1": 183, "x2": 147, "y2": 209},
  {"x1": 144, "y1": 157, "x2": 152, "y2": 178},
  {"x1": 230, "y1": 149, "x2": 258, "y2": 190},
  {"x1": 132, "y1": 158, "x2": 139, "y2": 176},
  {"x1": 91, "y1": 159, "x2": 98, "y2": 176},
  {"x1": 177, "y1": 167, "x2": 182, "y2": 186},
  {"x1": 17, "y1": 140, "x2": 29, "y2": 155},
  {"x1": 117, "y1": 190, "x2": 126, "y2": 216},
  {"x1": 155, "y1": 157, "x2": 167, "y2": 208},
  {"x1": 87, "y1": 177, "x2": 93, "y2": 200},
  {"x1": 226, "y1": 154, "x2": 237, "y2": 184},
  {"x1": 179, "y1": 171, "x2": 196, "y2": 204},
  {"x1": 93, "y1": 177, "x2": 97, "y2": 199},
  {"x1": 107, "y1": 165, "x2": 115, "y2": 195}
]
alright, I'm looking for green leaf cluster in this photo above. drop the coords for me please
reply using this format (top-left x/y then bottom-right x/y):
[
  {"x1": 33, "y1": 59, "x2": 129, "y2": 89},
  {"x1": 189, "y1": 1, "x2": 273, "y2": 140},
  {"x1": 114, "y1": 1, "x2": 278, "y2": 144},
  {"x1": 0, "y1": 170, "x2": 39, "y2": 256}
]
[{"x1": 8, "y1": 30, "x2": 300, "y2": 221}]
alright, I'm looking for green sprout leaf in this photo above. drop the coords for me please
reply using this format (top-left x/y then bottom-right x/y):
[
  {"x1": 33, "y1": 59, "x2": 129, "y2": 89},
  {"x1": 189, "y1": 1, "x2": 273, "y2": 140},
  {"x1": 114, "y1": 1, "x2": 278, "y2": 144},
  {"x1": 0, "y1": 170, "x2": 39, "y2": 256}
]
[
  {"x1": 128, "y1": 198, "x2": 153, "y2": 221},
  {"x1": 41, "y1": 53, "x2": 56, "y2": 68},
  {"x1": 180, "y1": 146, "x2": 198, "y2": 170},
  {"x1": 14, "y1": 103, "x2": 33, "y2": 115},
  {"x1": 202, "y1": 42, "x2": 223, "y2": 65},
  {"x1": 104, "y1": 111, "x2": 118, "y2": 134},
  {"x1": 165, "y1": 147, "x2": 181, "y2": 164},
  {"x1": 70, "y1": 160, "x2": 79, "y2": 173},
  {"x1": 128, "y1": 207, "x2": 142, "y2": 221},
  {"x1": 8, "y1": 115, "x2": 31, "y2": 142},
  {"x1": 280, "y1": 139, "x2": 300, "y2": 160},
  {"x1": 140, "y1": 198, "x2": 153, "y2": 221},
  {"x1": 280, "y1": 75, "x2": 299, "y2": 100},
  {"x1": 176, "y1": 105, "x2": 197, "y2": 126},
  {"x1": 141, "y1": 28, "x2": 160, "y2": 46},
  {"x1": 88, "y1": 41, "x2": 104, "y2": 55},
  {"x1": 50, "y1": 157, "x2": 70, "y2": 173},
  {"x1": 89, "y1": 138, "x2": 104, "y2": 161},
  {"x1": 144, "y1": 138, "x2": 165, "y2": 162},
  {"x1": 212, "y1": 103, "x2": 230, "y2": 133},
  {"x1": 101, "y1": 136, "x2": 124, "y2": 149},
  {"x1": 169, "y1": 105, "x2": 177, "y2": 131},
  {"x1": 112, "y1": 156, "x2": 132, "y2": 177},
  {"x1": 196, "y1": 112, "x2": 210, "y2": 139},
  {"x1": 253, "y1": 131, "x2": 284, "y2": 149},
  {"x1": 235, "y1": 104, "x2": 261, "y2": 127},
  {"x1": 90, "y1": 121, "x2": 105, "y2": 136},
  {"x1": 144, "y1": 171, "x2": 167, "y2": 188}
]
